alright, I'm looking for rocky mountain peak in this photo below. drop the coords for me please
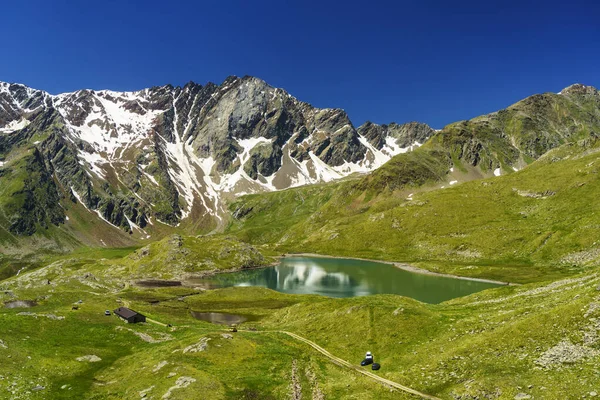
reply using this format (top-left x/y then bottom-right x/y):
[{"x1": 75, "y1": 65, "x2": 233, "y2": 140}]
[
  {"x1": 357, "y1": 120, "x2": 435, "y2": 155},
  {"x1": 559, "y1": 83, "x2": 599, "y2": 97},
  {"x1": 0, "y1": 76, "x2": 430, "y2": 238}
]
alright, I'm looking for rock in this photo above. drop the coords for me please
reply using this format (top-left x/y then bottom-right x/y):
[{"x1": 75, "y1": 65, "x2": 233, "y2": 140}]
[
  {"x1": 162, "y1": 376, "x2": 196, "y2": 399},
  {"x1": 243, "y1": 142, "x2": 282, "y2": 178},
  {"x1": 168, "y1": 234, "x2": 183, "y2": 248},
  {"x1": 535, "y1": 340, "x2": 600, "y2": 369},
  {"x1": 290, "y1": 359, "x2": 302, "y2": 400},
  {"x1": 121, "y1": 327, "x2": 173, "y2": 343},
  {"x1": 76, "y1": 355, "x2": 102, "y2": 362},
  {"x1": 220, "y1": 333, "x2": 233, "y2": 340},
  {"x1": 16, "y1": 312, "x2": 65, "y2": 320},
  {"x1": 152, "y1": 361, "x2": 168, "y2": 372},
  {"x1": 357, "y1": 121, "x2": 435, "y2": 150},
  {"x1": 139, "y1": 385, "x2": 154, "y2": 398},
  {"x1": 591, "y1": 392, "x2": 598, "y2": 397},
  {"x1": 392, "y1": 307, "x2": 404, "y2": 315},
  {"x1": 32, "y1": 385, "x2": 45, "y2": 391},
  {"x1": 183, "y1": 337, "x2": 210, "y2": 353},
  {"x1": 514, "y1": 394, "x2": 531, "y2": 400},
  {"x1": 560, "y1": 248, "x2": 600, "y2": 266},
  {"x1": 560, "y1": 83, "x2": 599, "y2": 96}
]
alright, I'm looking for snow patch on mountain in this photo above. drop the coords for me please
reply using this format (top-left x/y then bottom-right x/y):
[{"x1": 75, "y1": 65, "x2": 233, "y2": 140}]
[
  {"x1": 78, "y1": 150, "x2": 107, "y2": 179},
  {"x1": 309, "y1": 152, "x2": 343, "y2": 182},
  {"x1": 237, "y1": 137, "x2": 272, "y2": 163},
  {"x1": 70, "y1": 188, "x2": 90, "y2": 212},
  {"x1": 0, "y1": 118, "x2": 30, "y2": 133},
  {"x1": 166, "y1": 95, "x2": 207, "y2": 219},
  {"x1": 0, "y1": 77, "x2": 434, "y2": 231},
  {"x1": 54, "y1": 91, "x2": 162, "y2": 160}
]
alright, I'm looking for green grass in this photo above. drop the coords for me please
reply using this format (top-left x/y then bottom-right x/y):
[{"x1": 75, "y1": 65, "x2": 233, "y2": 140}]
[
  {"x1": 0, "y1": 267, "x2": 416, "y2": 399},
  {"x1": 2, "y1": 254, "x2": 599, "y2": 399}
]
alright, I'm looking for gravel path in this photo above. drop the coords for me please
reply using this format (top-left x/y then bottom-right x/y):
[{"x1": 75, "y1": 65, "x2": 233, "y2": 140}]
[{"x1": 242, "y1": 329, "x2": 441, "y2": 400}]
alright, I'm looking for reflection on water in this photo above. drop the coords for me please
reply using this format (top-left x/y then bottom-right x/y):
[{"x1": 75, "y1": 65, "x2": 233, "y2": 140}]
[
  {"x1": 198, "y1": 257, "x2": 501, "y2": 304},
  {"x1": 269, "y1": 262, "x2": 369, "y2": 297}
]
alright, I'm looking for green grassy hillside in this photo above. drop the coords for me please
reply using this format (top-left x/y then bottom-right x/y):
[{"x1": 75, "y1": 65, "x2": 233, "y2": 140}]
[
  {"x1": 1, "y1": 247, "x2": 599, "y2": 399},
  {"x1": 228, "y1": 139, "x2": 600, "y2": 283}
]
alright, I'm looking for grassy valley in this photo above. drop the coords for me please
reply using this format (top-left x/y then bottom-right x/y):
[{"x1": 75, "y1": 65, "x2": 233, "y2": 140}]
[
  {"x1": 2, "y1": 86, "x2": 600, "y2": 399},
  {"x1": 229, "y1": 139, "x2": 600, "y2": 284},
  {"x1": 1, "y1": 246, "x2": 599, "y2": 399}
]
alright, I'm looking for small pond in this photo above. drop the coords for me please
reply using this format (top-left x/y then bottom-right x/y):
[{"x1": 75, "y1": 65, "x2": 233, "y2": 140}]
[
  {"x1": 194, "y1": 256, "x2": 501, "y2": 304},
  {"x1": 191, "y1": 311, "x2": 256, "y2": 325},
  {"x1": 136, "y1": 280, "x2": 182, "y2": 288},
  {"x1": 5, "y1": 300, "x2": 38, "y2": 308}
]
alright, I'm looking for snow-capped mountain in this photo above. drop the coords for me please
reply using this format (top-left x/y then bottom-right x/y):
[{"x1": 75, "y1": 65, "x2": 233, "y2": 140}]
[{"x1": 0, "y1": 76, "x2": 433, "y2": 235}]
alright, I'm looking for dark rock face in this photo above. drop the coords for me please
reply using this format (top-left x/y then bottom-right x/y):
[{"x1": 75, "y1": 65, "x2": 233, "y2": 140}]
[
  {"x1": 358, "y1": 121, "x2": 436, "y2": 150},
  {"x1": 1, "y1": 76, "x2": 418, "y2": 236},
  {"x1": 244, "y1": 143, "x2": 282, "y2": 178},
  {"x1": 358, "y1": 122, "x2": 387, "y2": 149},
  {"x1": 185, "y1": 77, "x2": 367, "y2": 173},
  {"x1": 300, "y1": 109, "x2": 366, "y2": 166}
]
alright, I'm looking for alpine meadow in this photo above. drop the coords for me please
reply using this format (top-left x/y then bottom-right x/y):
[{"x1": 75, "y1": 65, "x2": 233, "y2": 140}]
[{"x1": 1, "y1": 2, "x2": 600, "y2": 398}]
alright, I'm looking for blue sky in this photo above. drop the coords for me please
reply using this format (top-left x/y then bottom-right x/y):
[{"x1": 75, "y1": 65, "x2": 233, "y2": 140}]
[{"x1": 1, "y1": 0, "x2": 598, "y2": 128}]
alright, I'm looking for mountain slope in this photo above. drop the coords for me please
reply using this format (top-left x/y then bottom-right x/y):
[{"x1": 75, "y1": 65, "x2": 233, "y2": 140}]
[
  {"x1": 340, "y1": 84, "x2": 600, "y2": 200},
  {"x1": 0, "y1": 77, "x2": 433, "y2": 247},
  {"x1": 228, "y1": 85, "x2": 600, "y2": 283}
]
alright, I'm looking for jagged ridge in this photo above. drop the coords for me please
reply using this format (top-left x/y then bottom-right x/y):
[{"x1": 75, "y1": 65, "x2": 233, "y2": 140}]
[{"x1": 0, "y1": 76, "x2": 433, "y2": 238}]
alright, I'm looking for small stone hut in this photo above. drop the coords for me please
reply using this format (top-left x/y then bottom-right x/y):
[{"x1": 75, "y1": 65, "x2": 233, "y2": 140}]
[{"x1": 114, "y1": 307, "x2": 146, "y2": 323}]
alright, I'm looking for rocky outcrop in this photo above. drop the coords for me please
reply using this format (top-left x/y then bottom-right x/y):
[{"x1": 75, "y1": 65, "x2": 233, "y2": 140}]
[
  {"x1": 425, "y1": 85, "x2": 600, "y2": 173},
  {"x1": 358, "y1": 121, "x2": 435, "y2": 150}
]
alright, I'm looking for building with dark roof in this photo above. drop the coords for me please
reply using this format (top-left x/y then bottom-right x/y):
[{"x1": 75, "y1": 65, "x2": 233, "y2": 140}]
[{"x1": 114, "y1": 307, "x2": 146, "y2": 323}]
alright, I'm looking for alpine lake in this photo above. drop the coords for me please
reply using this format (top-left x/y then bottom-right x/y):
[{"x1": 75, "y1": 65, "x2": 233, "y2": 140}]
[{"x1": 191, "y1": 256, "x2": 501, "y2": 304}]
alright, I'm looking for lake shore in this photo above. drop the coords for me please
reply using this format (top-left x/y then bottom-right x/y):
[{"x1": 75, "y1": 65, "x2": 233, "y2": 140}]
[{"x1": 283, "y1": 253, "x2": 519, "y2": 286}]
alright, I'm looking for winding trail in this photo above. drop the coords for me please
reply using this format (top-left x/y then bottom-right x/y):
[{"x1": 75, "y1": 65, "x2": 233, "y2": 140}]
[
  {"x1": 146, "y1": 317, "x2": 167, "y2": 327},
  {"x1": 120, "y1": 298, "x2": 438, "y2": 397},
  {"x1": 241, "y1": 329, "x2": 441, "y2": 400}
]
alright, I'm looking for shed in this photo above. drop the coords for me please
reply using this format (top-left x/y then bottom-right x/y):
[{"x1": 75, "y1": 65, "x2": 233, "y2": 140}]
[{"x1": 114, "y1": 307, "x2": 146, "y2": 323}]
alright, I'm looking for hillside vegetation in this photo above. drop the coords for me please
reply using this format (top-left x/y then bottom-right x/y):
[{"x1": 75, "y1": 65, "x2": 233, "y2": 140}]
[
  {"x1": 1, "y1": 247, "x2": 599, "y2": 399},
  {"x1": 2, "y1": 85, "x2": 600, "y2": 399},
  {"x1": 229, "y1": 85, "x2": 600, "y2": 284}
]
